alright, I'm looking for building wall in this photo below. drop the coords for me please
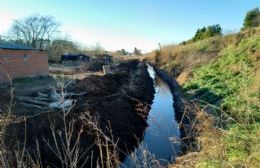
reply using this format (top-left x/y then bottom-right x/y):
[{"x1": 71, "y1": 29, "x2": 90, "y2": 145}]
[{"x1": 0, "y1": 49, "x2": 49, "y2": 82}]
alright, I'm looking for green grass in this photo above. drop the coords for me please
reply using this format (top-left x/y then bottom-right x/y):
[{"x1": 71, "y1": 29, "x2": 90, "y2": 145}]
[
  {"x1": 225, "y1": 124, "x2": 260, "y2": 162},
  {"x1": 184, "y1": 36, "x2": 260, "y2": 122},
  {"x1": 148, "y1": 28, "x2": 260, "y2": 168},
  {"x1": 181, "y1": 35, "x2": 260, "y2": 167}
]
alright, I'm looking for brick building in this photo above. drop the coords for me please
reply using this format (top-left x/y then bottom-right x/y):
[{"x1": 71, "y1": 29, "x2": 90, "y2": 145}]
[{"x1": 0, "y1": 41, "x2": 49, "y2": 82}]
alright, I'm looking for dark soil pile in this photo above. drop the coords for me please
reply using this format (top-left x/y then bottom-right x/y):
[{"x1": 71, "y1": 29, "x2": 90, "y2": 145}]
[
  {"x1": 2, "y1": 61, "x2": 155, "y2": 168},
  {"x1": 0, "y1": 93, "x2": 10, "y2": 113}
]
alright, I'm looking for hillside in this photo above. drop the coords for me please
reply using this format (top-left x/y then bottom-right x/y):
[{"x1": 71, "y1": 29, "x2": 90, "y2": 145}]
[{"x1": 145, "y1": 27, "x2": 260, "y2": 167}]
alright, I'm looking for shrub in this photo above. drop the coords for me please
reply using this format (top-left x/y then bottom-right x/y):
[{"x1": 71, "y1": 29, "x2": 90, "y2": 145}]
[{"x1": 242, "y1": 8, "x2": 260, "y2": 29}]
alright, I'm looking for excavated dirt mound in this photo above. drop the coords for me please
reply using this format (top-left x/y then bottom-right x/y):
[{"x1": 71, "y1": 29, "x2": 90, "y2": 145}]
[
  {"x1": 74, "y1": 73, "x2": 128, "y2": 98},
  {"x1": 3, "y1": 61, "x2": 155, "y2": 168},
  {"x1": 0, "y1": 94, "x2": 10, "y2": 114}
]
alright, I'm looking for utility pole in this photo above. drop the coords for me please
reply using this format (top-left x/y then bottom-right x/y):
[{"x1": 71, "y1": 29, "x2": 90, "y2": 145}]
[{"x1": 158, "y1": 42, "x2": 162, "y2": 53}]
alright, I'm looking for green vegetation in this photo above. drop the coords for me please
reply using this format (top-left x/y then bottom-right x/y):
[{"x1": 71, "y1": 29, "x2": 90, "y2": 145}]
[
  {"x1": 182, "y1": 35, "x2": 260, "y2": 166},
  {"x1": 192, "y1": 24, "x2": 222, "y2": 42},
  {"x1": 243, "y1": 8, "x2": 260, "y2": 29},
  {"x1": 225, "y1": 124, "x2": 259, "y2": 166},
  {"x1": 157, "y1": 29, "x2": 260, "y2": 167},
  {"x1": 184, "y1": 36, "x2": 259, "y2": 121},
  {"x1": 145, "y1": 13, "x2": 260, "y2": 166}
]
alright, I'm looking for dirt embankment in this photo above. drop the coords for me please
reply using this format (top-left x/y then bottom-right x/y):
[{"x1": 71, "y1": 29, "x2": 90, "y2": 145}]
[
  {"x1": 0, "y1": 95, "x2": 9, "y2": 114},
  {"x1": 2, "y1": 61, "x2": 155, "y2": 167}
]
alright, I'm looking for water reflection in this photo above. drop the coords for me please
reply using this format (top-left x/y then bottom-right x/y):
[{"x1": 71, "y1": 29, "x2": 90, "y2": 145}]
[
  {"x1": 145, "y1": 80, "x2": 180, "y2": 159},
  {"x1": 121, "y1": 65, "x2": 180, "y2": 167}
]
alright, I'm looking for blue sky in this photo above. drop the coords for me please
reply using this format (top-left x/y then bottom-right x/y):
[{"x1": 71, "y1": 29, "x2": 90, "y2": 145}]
[{"x1": 0, "y1": 0, "x2": 259, "y2": 52}]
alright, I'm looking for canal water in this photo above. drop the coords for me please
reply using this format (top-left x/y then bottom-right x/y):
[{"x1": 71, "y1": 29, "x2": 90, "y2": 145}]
[{"x1": 121, "y1": 64, "x2": 180, "y2": 167}]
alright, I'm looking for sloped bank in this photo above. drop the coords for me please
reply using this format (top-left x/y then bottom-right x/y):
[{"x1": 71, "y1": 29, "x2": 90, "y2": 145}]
[{"x1": 2, "y1": 61, "x2": 155, "y2": 168}]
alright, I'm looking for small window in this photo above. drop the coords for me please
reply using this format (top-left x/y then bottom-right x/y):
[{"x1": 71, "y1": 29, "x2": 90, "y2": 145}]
[{"x1": 24, "y1": 54, "x2": 29, "y2": 60}]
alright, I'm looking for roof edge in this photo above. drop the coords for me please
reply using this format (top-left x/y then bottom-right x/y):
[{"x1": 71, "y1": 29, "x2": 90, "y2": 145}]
[{"x1": 0, "y1": 47, "x2": 47, "y2": 51}]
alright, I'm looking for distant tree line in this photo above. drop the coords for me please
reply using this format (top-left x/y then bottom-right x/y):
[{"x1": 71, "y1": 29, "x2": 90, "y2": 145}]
[
  {"x1": 5, "y1": 14, "x2": 111, "y2": 62},
  {"x1": 192, "y1": 24, "x2": 222, "y2": 42},
  {"x1": 242, "y1": 7, "x2": 260, "y2": 29},
  {"x1": 48, "y1": 39, "x2": 79, "y2": 62},
  {"x1": 116, "y1": 49, "x2": 128, "y2": 55},
  {"x1": 181, "y1": 24, "x2": 222, "y2": 44},
  {"x1": 5, "y1": 7, "x2": 259, "y2": 60},
  {"x1": 115, "y1": 47, "x2": 142, "y2": 56},
  {"x1": 181, "y1": 7, "x2": 259, "y2": 45}
]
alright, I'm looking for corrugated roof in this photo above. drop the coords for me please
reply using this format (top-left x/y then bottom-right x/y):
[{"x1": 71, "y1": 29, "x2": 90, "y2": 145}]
[{"x1": 0, "y1": 40, "x2": 38, "y2": 50}]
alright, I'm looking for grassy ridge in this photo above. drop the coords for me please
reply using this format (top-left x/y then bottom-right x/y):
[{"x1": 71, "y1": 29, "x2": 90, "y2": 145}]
[
  {"x1": 184, "y1": 36, "x2": 259, "y2": 122},
  {"x1": 146, "y1": 28, "x2": 260, "y2": 167},
  {"x1": 184, "y1": 35, "x2": 260, "y2": 167}
]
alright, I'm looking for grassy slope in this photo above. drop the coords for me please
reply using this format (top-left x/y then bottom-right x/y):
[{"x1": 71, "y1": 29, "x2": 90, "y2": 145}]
[
  {"x1": 146, "y1": 28, "x2": 260, "y2": 167},
  {"x1": 184, "y1": 36, "x2": 259, "y2": 121},
  {"x1": 184, "y1": 35, "x2": 260, "y2": 167}
]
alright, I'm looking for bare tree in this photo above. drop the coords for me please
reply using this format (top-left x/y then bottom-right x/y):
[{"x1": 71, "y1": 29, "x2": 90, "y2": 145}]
[{"x1": 10, "y1": 14, "x2": 59, "y2": 50}]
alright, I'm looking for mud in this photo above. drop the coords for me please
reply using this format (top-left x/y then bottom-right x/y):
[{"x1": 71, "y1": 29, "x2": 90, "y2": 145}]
[{"x1": 2, "y1": 61, "x2": 155, "y2": 168}]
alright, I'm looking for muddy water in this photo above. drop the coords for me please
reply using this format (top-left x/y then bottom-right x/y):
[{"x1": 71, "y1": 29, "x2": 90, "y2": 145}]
[{"x1": 121, "y1": 65, "x2": 180, "y2": 167}]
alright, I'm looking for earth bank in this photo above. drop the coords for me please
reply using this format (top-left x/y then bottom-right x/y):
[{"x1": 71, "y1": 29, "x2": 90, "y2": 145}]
[{"x1": 2, "y1": 61, "x2": 155, "y2": 168}]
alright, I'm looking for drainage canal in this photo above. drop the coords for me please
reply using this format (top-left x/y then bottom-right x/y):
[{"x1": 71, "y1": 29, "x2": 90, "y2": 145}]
[{"x1": 121, "y1": 64, "x2": 180, "y2": 167}]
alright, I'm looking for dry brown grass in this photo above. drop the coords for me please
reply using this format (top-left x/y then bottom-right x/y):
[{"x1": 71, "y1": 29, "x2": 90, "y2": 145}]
[
  {"x1": 173, "y1": 108, "x2": 260, "y2": 168},
  {"x1": 172, "y1": 103, "x2": 229, "y2": 168},
  {"x1": 143, "y1": 27, "x2": 260, "y2": 80}
]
